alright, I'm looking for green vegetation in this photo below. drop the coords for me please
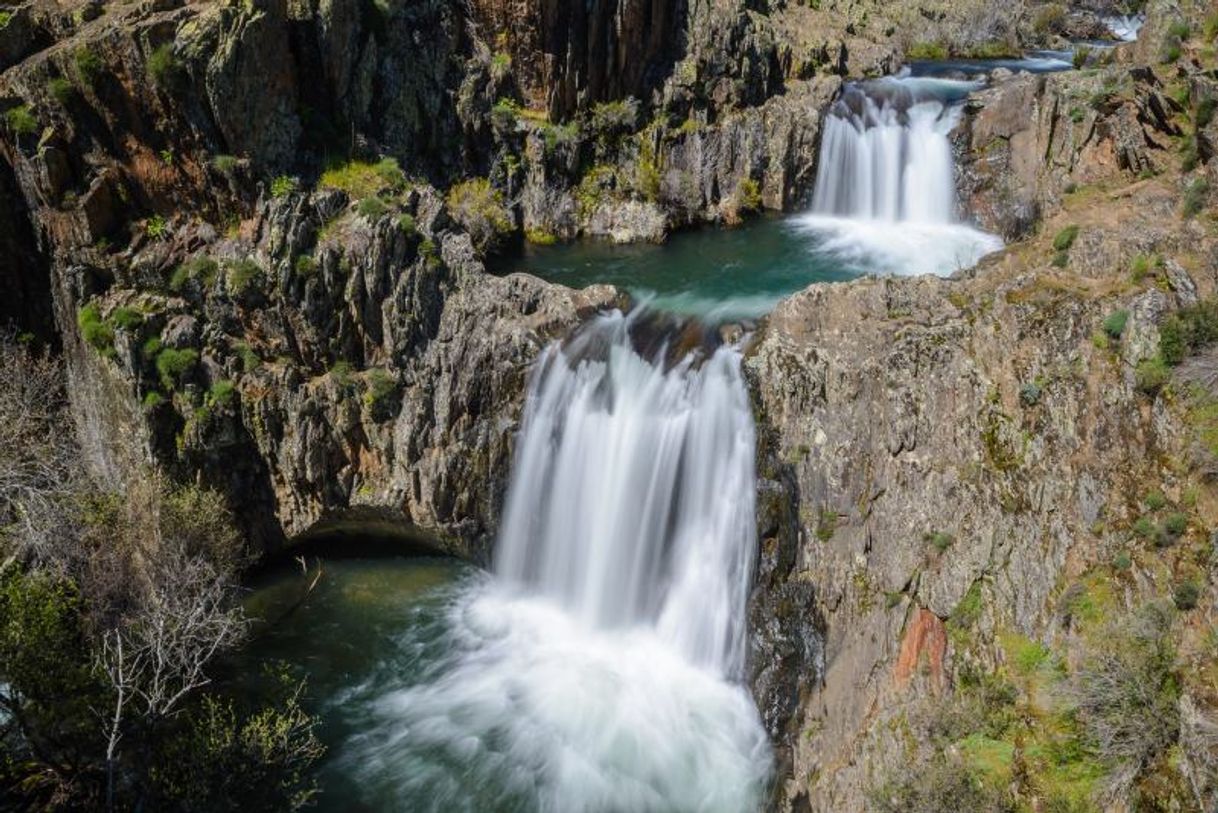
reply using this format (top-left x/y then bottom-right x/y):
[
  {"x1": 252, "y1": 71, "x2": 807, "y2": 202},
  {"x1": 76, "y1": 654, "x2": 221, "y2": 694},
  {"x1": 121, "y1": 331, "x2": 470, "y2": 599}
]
[
  {"x1": 49, "y1": 76, "x2": 75, "y2": 105},
  {"x1": 319, "y1": 157, "x2": 406, "y2": 199},
  {"x1": 147, "y1": 43, "x2": 183, "y2": 89},
  {"x1": 525, "y1": 228, "x2": 558, "y2": 246},
  {"x1": 77, "y1": 302, "x2": 115, "y2": 356},
  {"x1": 4, "y1": 104, "x2": 37, "y2": 137},
  {"x1": 0, "y1": 339, "x2": 324, "y2": 810},
  {"x1": 490, "y1": 98, "x2": 520, "y2": 132},
  {"x1": 1183, "y1": 178, "x2": 1210, "y2": 219},
  {"x1": 211, "y1": 154, "x2": 239, "y2": 177},
  {"x1": 1144, "y1": 490, "x2": 1167, "y2": 511},
  {"x1": 816, "y1": 509, "x2": 837, "y2": 542},
  {"x1": 1033, "y1": 3, "x2": 1067, "y2": 35},
  {"x1": 735, "y1": 177, "x2": 762, "y2": 214},
  {"x1": 1052, "y1": 225, "x2": 1080, "y2": 252},
  {"x1": 356, "y1": 196, "x2": 388, "y2": 219},
  {"x1": 397, "y1": 213, "x2": 416, "y2": 235},
  {"x1": 907, "y1": 42, "x2": 948, "y2": 60},
  {"x1": 171, "y1": 255, "x2": 219, "y2": 292},
  {"x1": 145, "y1": 214, "x2": 168, "y2": 239},
  {"x1": 1102, "y1": 309, "x2": 1129, "y2": 340},
  {"x1": 270, "y1": 175, "x2": 299, "y2": 198},
  {"x1": 924, "y1": 530, "x2": 954, "y2": 553},
  {"x1": 156, "y1": 347, "x2": 199, "y2": 390},
  {"x1": 225, "y1": 258, "x2": 264, "y2": 297},
  {"x1": 1018, "y1": 381, "x2": 1043, "y2": 407},
  {"x1": 109, "y1": 306, "x2": 144, "y2": 332},
  {"x1": 0, "y1": 11, "x2": 11, "y2": 28},
  {"x1": 1158, "y1": 299, "x2": 1218, "y2": 365},
  {"x1": 445, "y1": 178, "x2": 513, "y2": 253},
  {"x1": 1173, "y1": 580, "x2": 1200, "y2": 610},
  {"x1": 74, "y1": 46, "x2": 103, "y2": 85},
  {"x1": 589, "y1": 99, "x2": 639, "y2": 142},
  {"x1": 362, "y1": 368, "x2": 399, "y2": 419},
  {"x1": 235, "y1": 342, "x2": 261, "y2": 373},
  {"x1": 294, "y1": 255, "x2": 317, "y2": 277},
  {"x1": 207, "y1": 380, "x2": 237, "y2": 409}
]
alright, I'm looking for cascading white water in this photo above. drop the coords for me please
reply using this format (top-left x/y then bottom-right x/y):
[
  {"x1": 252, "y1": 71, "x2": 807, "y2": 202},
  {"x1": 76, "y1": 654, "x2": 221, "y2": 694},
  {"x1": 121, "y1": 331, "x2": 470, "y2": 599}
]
[
  {"x1": 495, "y1": 311, "x2": 758, "y2": 676},
  {"x1": 338, "y1": 311, "x2": 772, "y2": 812},
  {"x1": 1105, "y1": 14, "x2": 1144, "y2": 42},
  {"x1": 795, "y1": 76, "x2": 1003, "y2": 276}
]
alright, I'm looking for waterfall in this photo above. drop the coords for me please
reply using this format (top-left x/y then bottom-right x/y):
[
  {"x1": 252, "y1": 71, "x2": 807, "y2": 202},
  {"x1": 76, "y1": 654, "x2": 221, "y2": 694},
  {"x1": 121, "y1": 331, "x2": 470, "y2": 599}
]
[
  {"x1": 340, "y1": 310, "x2": 772, "y2": 812},
  {"x1": 795, "y1": 76, "x2": 1003, "y2": 277},
  {"x1": 811, "y1": 79, "x2": 967, "y2": 223},
  {"x1": 495, "y1": 310, "x2": 758, "y2": 676},
  {"x1": 1105, "y1": 15, "x2": 1144, "y2": 42}
]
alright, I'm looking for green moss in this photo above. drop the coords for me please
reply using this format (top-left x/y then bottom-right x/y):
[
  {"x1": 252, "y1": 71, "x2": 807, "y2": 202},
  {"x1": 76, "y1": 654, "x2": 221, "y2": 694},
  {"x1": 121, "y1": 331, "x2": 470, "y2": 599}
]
[{"x1": 145, "y1": 215, "x2": 167, "y2": 239}]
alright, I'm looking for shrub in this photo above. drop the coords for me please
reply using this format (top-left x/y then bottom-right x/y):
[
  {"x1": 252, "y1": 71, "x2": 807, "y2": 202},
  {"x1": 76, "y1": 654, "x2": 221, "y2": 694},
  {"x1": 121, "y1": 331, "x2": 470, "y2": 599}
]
[
  {"x1": 1051, "y1": 251, "x2": 1070, "y2": 268},
  {"x1": 49, "y1": 77, "x2": 75, "y2": 105},
  {"x1": 225, "y1": 259, "x2": 263, "y2": 297},
  {"x1": 319, "y1": 157, "x2": 406, "y2": 199},
  {"x1": 1183, "y1": 178, "x2": 1210, "y2": 219},
  {"x1": 4, "y1": 104, "x2": 37, "y2": 137},
  {"x1": 142, "y1": 391, "x2": 166, "y2": 409},
  {"x1": 1033, "y1": 4, "x2": 1067, "y2": 35},
  {"x1": 397, "y1": 214, "x2": 416, "y2": 235},
  {"x1": 1144, "y1": 490, "x2": 1167, "y2": 511},
  {"x1": 1158, "y1": 299, "x2": 1218, "y2": 365},
  {"x1": 873, "y1": 754, "x2": 1015, "y2": 813},
  {"x1": 1133, "y1": 515, "x2": 1156, "y2": 539},
  {"x1": 145, "y1": 215, "x2": 168, "y2": 239},
  {"x1": 142, "y1": 337, "x2": 163, "y2": 360},
  {"x1": 270, "y1": 175, "x2": 298, "y2": 199},
  {"x1": 589, "y1": 98, "x2": 639, "y2": 140},
  {"x1": 924, "y1": 530, "x2": 954, "y2": 552},
  {"x1": 156, "y1": 348, "x2": 199, "y2": 390},
  {"x1": 211, "y1": 154, "x2": 238, "y2": 177},
  {"x1": 1173, "y1": 581, "x2": 1200, "y2": 610},
  {"x1": 1130, "y1": 254, "x2": 1154, "y2": 282},
  {"x1": 1019, "y1": 381, "x2": 1043, "y2": 407},
  {"x1": 816, "y1": 510, "x2": 837, "y2": 542},
  {"x1": 1102, "y1": 309, "x2": 1129, "y2": 340},
  {"x1": 362, "y1": 368, "x2": 399, "y2": 419},
  {"x1": 294, "y1": 255, "x2": 317, "y2": 277},
  {"x1": 207, "y1": 380, "x2": 236, "y2": 409},
  {"x1": 419, "y1": 239, "x2": 439, "y2": 267},
  {"x1": 525, "y1": 228, "x2": 557, "y2": 246},
  {"x1": 356, "y1": 197, "x2": 388, "y2": 219},
  {"x1": 109, "y1": 307, "x2": 143, "y2": 332},
  {"x1": 1134, "y1": 355, "x2": 1167, "y2": 394},
  {"x1": 1164, "y1": 512, "x2": 1188, "y2": 537},
  {"x1": 0, "y1": 11, "x2": 11, "y2": 28},
  {"x1": 1052, "y1": 225, "x2": 1079, "y2": 252},
  {"x1": 235, "y1": 343, "x2": 260, "y2": 373},
  {"x1": 1072, "y1": 46, "x2": 1090, "y2": 69},
  {"x1": 735, "y1": 177, "x2": 762, "y2": 213},
  {"x1": 1167, "y1": 20, "x2": 1191, "y2": 41},
  {"x1": 147, "y1": 44, "x2": 182, "y2": 89},
  {"x1": 1071, "y1": 601, "x2": 1179, "y2": 773},
  {"x1": 74, "y1": 46, "x2": 102, "y2": 85},
  {"x1": 1113, "y1": 551, "x2": 1132, "y2": 570},
  {"x1": 490, "y1": 98, "x2": 520, "y2": 132},
  {"x1": 1198, "y1": 97, "x2": 1216, "y2": 129},
  {"x1": 907, "y1": 42, "x2": 949, "y2": 60},
  {"x1": 77, "y1": 303, "x2": 114, "y2": 355},
  {"x1": 445, "y1": 178, "x2": 513, "y2": 253},
  {"x1": 171, "y1": 256, "x2": 219, "y2": 292}
]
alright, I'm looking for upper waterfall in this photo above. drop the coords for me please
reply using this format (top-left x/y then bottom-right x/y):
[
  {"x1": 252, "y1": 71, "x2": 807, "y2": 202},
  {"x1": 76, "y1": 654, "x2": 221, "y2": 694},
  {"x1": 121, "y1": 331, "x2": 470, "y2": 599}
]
[{"x1": 794, "y1": 75, "x2": 1003, "y2": 277}]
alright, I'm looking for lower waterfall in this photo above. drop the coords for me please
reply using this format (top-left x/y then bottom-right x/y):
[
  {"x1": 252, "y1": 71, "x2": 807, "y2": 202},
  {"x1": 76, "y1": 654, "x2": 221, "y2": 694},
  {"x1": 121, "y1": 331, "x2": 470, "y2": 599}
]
[{"x1": 320, "y1": 311, "x2": 772, "y2": 812}]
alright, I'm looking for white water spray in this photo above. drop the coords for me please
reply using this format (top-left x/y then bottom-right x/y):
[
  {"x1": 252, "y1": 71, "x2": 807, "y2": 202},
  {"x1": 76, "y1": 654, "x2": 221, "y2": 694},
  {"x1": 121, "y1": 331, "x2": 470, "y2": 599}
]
[
  {"x1": 1105, "y1": 15, "x2": 1144, "y2": 42},
  {"x1": 795, "y1": 76, "x2": 1002, "y2": 276}
]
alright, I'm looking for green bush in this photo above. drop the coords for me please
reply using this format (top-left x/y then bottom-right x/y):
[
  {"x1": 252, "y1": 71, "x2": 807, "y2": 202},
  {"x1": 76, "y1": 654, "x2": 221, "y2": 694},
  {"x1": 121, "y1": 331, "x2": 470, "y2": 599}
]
[
  {"x1": 1167, "y1": 20, "x2": 1191, "y2": 41},
  {"x1": 589, "y1": 99, "x2": 639, "y2": 139},
  {"x1": 397, "y1": 214, "x2": 417, "y2": 235},
  {"x1": 0, "y1": 11, "x2": 11, "y2": 28},
  {"x1": 147, "y1": 44, "x2": 182, "y2": 89},
  {"x1": 1164, "y1": 512, "x2": 1188, "y2": 537},
  {"x1": 225, "y1": 259, "x2": 263, "y2": 297},
  {"x1": 1158, "y1": 299, "x2": 1218, "y2": 365},
  {"x1": 77, "y1": 303, "x2": 115, "y2": 355},
  {"x1": 1133, "y1": 515, "x2": 1157, "y2": 539},
  {"x1": 270, "y1": 175, "x2": 298, "y2": 199},
  {"x1": 445, "y1": 178, "x2": 513, "y2": 253},
  {"x1": 207, "y1": 380, "x2": 236, "y2": 409},
  {"x1": 109, "y1": 307, "x2": 143, "y2": 332},
  {"x1": 924, "y1": 530, "x2": 954, "y2": 552},
  {"x1": 1019, "y1": 381, "x2": 1043, "y2": 407},
  {"x1": 142, "y1": 391, "x2": 166, "y2": 409},
  {"x1": 319, "y1": 157, "x2": 406, "y2": 198},
  {"x1": 294, "y1": 255, "x2": 317, "y2": 277},
  {"x1": 156, "y1": 347, "x2": 199, "y2": 390},
  {"x1": 1183, "y1": 178, "x2": 1210, "y2": 219},
  {"x1": 736, "y1": 177, "x2": 762, "y2": 213},
  {"x1": 356, "y1": 197, "x2": 388, "y2": 219},
  {"x1": 211, "y1": 154, "x2": 238, "y2": 177},
  {"x1": 1135, "y1": 356, "x2": 1169, "y2": 393},
  {"x1": 49, "y1": 77, "x2": 75, "y2": 105},
  {"x1": 235, "y1": 342, "x2": 261, "y2": 373},
  {"x1": 145, "y1": 215, "x2": 168, "y2": 239},
  {"x1": 74, "y1": 46, "x2": 103, "y2": 85},
  {"x1": 170, "y1": 256, "x2": 219, "y2": 292},
  {"x1": 1197, "y1": 98, "x2": 1216, "y2": 129},
  {"x1": 1144, "y1": 490, "x2": 1167, "y2": 511},
  {"x1": 490, "y1": 98, "x2": 520, "y2": 132},
  {"x1": 907, "y1": 42, "x2": 949, "y2": 60},
  {"x1": 362, "y1": 368, "x2": 399, "y2": 418},
  {"x1": 1113, "y1": 551, "x2": 1132, "y2": 570},
  {"x1": 4, "y1": 104, "x2": 37, "y2": 137},
  {"x1": 1033, "y1": 4, "x2": 1067, "y2": 35},
  {"x1": 525, "y1": 228, "x2": 557, "y2": 246},
  {"x1": 142, "y1": 337, "x2": 163, "y2": 360},
  {"x1": 1052, "y1": 225, "x2": 1080, "y2": 252},
  {"x1": 1102, "y1": 309, "x2": 1129, "y2": 340},
  {"x1": 1173, "y1": 581, "x2": 1200, "y2": 610},
  {"x1": 1051, "y1": 251, "x2": 1070, "y2": 268}
]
